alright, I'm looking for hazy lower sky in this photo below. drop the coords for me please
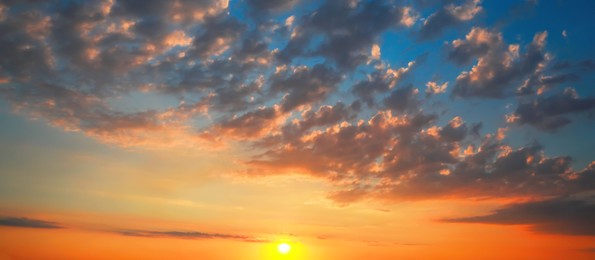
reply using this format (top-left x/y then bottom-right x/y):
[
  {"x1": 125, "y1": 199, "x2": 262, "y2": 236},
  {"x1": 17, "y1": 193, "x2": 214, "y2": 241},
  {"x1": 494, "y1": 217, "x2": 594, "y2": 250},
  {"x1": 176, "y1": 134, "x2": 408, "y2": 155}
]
[{"x1": 1, "y1": 0, "x2": 595, "y2": 259}]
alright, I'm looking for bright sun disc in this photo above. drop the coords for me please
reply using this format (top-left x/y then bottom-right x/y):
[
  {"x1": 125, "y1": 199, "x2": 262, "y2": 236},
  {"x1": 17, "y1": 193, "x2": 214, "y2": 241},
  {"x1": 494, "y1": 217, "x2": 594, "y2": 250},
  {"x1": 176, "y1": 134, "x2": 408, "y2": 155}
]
[{"x1": 277, "y1": 243, "x2": 291, "y2": 254}]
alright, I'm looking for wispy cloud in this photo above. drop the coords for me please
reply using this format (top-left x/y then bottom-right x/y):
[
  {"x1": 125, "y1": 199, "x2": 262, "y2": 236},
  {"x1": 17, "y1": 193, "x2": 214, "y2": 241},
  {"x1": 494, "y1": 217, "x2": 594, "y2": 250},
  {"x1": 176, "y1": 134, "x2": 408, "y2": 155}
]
[
  {"x1": 0, "y1": 217, "x2": 64, "y2": 229},
  {"x1": 443, "y1": 196, "x2": 595, "y2": 236},
  {"x1": 115, "y1": 229, "x2": 269, "y2": 243}
]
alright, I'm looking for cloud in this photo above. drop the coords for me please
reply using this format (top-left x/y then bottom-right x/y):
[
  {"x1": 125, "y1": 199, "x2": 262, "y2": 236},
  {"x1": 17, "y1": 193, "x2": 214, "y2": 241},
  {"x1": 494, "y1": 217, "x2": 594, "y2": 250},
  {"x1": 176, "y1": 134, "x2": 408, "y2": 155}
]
[
  {"x1": 425, "y1": 81, "x2": 448, "y2": 95},
  {"x1": 383, "y1": 85, "x2": 420, "y2": 112},
  {"x1": 443, "y1": 196, "x2": 595, "y2": 236},
  {"x1": 205, "y1": 105, "x2": 286, "y2": 140},
  {"x1": 249, "y1": 110, "x2": 438, "y2": 180},
  {"x1": 278, "y1": 0, "x2": 408, "y2": 70},
  {"x1": 450, "y1": 28, "x2": 548, "y2": 98},
  {"x1": 270, "y1": 64, "x2": 342, "y2": 113},
  {"x1": 508, "y1": 87, "x2": 595, "y2": 131},
  {"x1": 246, "y1": 0, "x2": 299, "y2": 12},
  {"x1": 0, "y1": 0, "x2": 593, "y2": 207},
  {"x1": 0, "y1": 0, "x2": 270, "y2": 148},
  {"x1": 187, "y1": 14, "x2": 245, "y2": 59},
  {"x1": 552, "y1": 59, "x2": 595, "y2": 71},
  {"x1": 247, "y1": 105, "x2": 595, "y2": 201},
  {"x1": 418, "y1": 0, "x2": 482, "y2": 40},
  {"x1": 352, "y1": 61, "x2": 416, "y2": 107},
  {"x1": 116, "y1": 229, "x2": 269, "y2": 242},
  {"x1": 0, "y1": 217, "x2": 64, "y2": 229}
]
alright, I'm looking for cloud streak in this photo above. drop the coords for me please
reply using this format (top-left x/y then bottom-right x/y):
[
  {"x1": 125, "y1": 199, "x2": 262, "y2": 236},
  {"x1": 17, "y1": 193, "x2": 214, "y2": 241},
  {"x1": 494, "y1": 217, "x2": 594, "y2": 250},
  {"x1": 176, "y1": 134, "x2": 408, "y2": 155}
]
[
  {"x1": 116, "y1": 229, "x2": 269, "y2": 243},
  {"x1": 0, "y1": 217, "x2": 64, "y2": 229},
  {"x1": 444, "y1": 196, "x2": 595, "y2": 236}
]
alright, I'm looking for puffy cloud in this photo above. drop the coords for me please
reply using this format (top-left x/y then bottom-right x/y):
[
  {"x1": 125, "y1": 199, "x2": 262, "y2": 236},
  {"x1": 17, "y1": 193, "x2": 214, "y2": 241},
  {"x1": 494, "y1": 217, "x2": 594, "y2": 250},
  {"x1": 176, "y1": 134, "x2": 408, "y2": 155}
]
[
  {"x1": 0, "y1": 0, "x2": 271, "y2": 148},
  {"x1": 206, "y1": 105, "x2": 286, "y2": 140},
  {"x1": 352, "y1": 61, "x2": 416, "y2": 107},
  {"x1": 374, "y1": 143, "x2": 594, "y2": 201},
  {"x1": 0, "y1": 216, "x2": 64, "y2": 229},
  {"x1": 248, "y1": 108, "x2": 595, "y2": 201},
  {"x1": 249, "y1": 110, "x2": 439, "y2": 180},
  {"x1": 278, "y1": 0, "x2": 407, "y2": 70},
  {"x1": 253, "y1": 101, "x2": 361, "y2": 148},
  {"x1": 444, "y1": 196, "x2": 595, "y2": 236},
  {"x1": 187, "y1": 15, "x2": 245, "y2": 58},
  {"x1": 425, "y1": 81, "x2": 448, "y2": 95},
  {"x1": 508, "y1": 87, "x2": 595, "y2": 131},
  {"x1": 450, "y1": 28, "x2": 548, "y2": 98},
  {"x1": 370, "y1": 44, "x2": 381, "y2": 60},
  {"x1": 383, "y1": 85, "x2": 420, "y2": 112},
  {"x1": 270, "y1": 64, "x2": 343, "y2": 113},
  {"x1": 418, "y1": 0, "x2": 482, "y2": 40},
  {"x1": 399, "y1": 6, "x2": 419, "y2": 27},
  {"x1": 294, "y1": 101, "x2": 361, "y2": 132}
]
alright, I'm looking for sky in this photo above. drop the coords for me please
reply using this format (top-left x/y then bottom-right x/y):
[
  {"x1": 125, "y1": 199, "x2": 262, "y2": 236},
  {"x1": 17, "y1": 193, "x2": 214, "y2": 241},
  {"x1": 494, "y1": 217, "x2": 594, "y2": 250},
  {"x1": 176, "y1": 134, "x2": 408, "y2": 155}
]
[{"x1": 1, "y1": 0, "x2": 595, "y2": 259}]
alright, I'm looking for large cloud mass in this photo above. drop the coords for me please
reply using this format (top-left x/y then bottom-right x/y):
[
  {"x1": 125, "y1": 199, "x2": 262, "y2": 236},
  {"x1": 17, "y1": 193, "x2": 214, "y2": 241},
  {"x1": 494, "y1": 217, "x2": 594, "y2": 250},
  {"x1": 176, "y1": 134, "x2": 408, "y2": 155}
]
[{"x1": 0, "y1": 0, "x2": 593, "y2": 205}]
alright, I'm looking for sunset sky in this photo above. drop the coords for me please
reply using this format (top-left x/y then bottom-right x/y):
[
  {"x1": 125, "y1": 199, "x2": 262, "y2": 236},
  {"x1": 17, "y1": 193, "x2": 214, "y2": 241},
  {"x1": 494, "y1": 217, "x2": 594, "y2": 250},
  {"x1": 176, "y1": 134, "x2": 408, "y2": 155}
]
[{"x1": 1, "y1": 0, "x2": 595, "y2": 259}]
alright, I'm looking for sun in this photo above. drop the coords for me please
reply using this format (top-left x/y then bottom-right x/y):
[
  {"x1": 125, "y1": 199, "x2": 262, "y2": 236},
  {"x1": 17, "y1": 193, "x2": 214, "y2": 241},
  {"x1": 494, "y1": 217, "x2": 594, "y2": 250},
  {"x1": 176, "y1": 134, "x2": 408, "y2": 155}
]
[{"x1": 277, "y1": 243, "x2": 291, "y2": 254}]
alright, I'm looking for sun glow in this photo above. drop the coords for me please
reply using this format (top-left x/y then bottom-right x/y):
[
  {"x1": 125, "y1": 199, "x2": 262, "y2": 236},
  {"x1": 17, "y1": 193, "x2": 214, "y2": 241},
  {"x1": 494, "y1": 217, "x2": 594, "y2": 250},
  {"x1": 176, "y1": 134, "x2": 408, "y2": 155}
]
[{"x1": 277, "y1": 243, "x2": 291, "y2": 254}]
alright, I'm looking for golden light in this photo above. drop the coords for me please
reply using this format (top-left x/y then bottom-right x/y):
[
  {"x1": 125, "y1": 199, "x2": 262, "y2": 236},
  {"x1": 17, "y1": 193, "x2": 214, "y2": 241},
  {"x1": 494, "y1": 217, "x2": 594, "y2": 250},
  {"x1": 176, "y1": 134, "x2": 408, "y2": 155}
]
[{"x1": 277, "y1": 243, "x2": 291, "y2": 254}]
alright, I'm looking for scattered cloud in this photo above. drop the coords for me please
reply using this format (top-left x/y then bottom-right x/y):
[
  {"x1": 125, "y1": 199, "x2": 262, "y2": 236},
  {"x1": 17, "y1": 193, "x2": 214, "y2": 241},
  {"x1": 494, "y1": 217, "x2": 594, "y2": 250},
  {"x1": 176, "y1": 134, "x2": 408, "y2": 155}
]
[
  {"x1": 450, "y1": 28, "x2": 548, "y2": 98},
  {"x1": 418, "y1": 0, "x2": 482, "y2": 40},
  {"x1": 278, "y1": 0, "x2": 408, "y2": 70},
  {"x1": 0, "y1": 0, "x2": 593, "y2": 206}
]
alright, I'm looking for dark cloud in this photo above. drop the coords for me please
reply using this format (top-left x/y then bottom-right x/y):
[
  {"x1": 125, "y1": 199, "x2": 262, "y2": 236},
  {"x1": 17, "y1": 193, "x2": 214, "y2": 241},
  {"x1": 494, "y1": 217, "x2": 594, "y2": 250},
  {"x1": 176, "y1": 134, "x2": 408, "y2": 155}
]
[
  {"x1": 278, "y1": 0, "x2": 407, "y2": 70},
  {"x1": 383, "y1": 85, "x2": 420, "y2": 112},
  {"x1": 187, "y1": 15, "x2": 245, "y2": 59},
  {"x1": 444, "y1": 196, "x2": 595, "y2": 236},
  {"x1": 116, "y1": 229, "x2": 269, "y2": 242},
  {"x1": 418, "y1": 0, "x2": 482, "y2": 40},
  {"x1": 209, "y1": 106, "x2": 283, "y2": 140},
  {"x1": 295, "y1": 101, "x2": 360, "y2": 131},
  {"x1": 509, "y1": 87, "x2": 595, "y2": 131},
  {"x1": 413, "y1": 0, "x2": 458, "y2": 9},
  {"x1": 550, "y1": 59, "x2": 595, "y2": 77},
  {"x1": 352, "y1": 61, "x2": 415, "y2": 107},
  {"x1": 0, "y1": 217, "x2": 64, "y2": 229},
  {"x1": 246, "y1": 0, "x2": 299, "y2": 12},
  {"x1": 270, "y1": 64, "x2": 342, "y2": 112}
]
